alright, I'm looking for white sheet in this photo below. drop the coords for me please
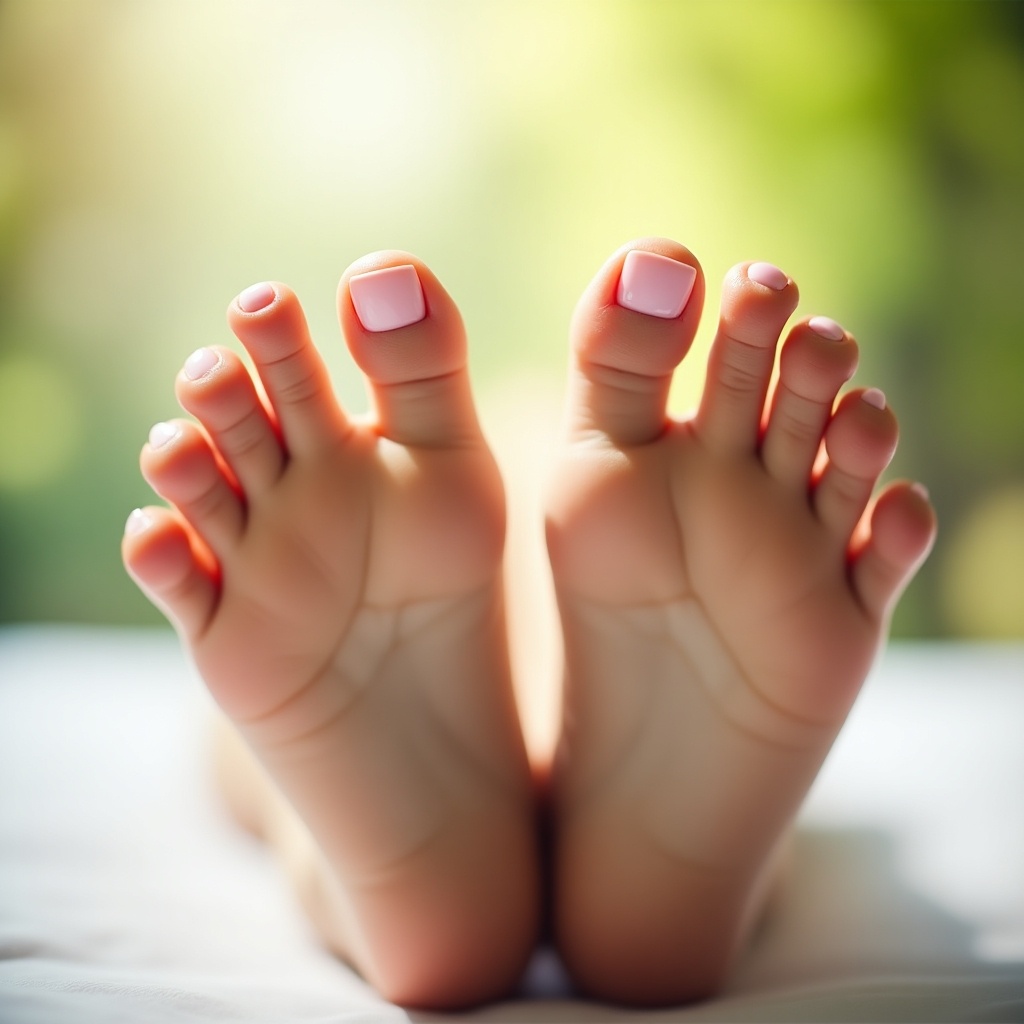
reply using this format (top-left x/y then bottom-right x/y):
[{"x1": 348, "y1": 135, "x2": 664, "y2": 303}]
[{"x1": 1, "y1": 627, "x2": 1022, "y2": 1022}]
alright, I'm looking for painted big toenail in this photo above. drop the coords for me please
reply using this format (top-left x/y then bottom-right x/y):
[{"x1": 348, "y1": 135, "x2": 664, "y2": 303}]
[
  {"x1": 237, "y1": 282, "x2": 276, "y2": 313},
  {"x1": 350, "y1": 265, "x2": 426, "y2": 333},
  {"x1": 616, "y1": 250, "x2": 696, "y2": 319},
  {"x1": 124, "y1": 508, "x2": 153, "y2": 536},
  {"x1": 184, "y1": 348, "x2": 219, "y2": 381},
  {"x1": 148, "y1": 422, "x2": 179, "y2": 448},
  {"x1": 748, "y1": 262, "x2": 789, "y2": 291},
  {"x1": 809, "y1": 316, "x2": 845, "y2": 341},
  {"x1": 862, "y1": 388, "x2": 886, "y2": 410}
]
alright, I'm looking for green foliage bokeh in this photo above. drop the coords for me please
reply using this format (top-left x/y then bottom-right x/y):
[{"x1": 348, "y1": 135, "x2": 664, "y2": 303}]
[{"x1": 0, "y1": 0, "x2": 1022, "y2": 638}]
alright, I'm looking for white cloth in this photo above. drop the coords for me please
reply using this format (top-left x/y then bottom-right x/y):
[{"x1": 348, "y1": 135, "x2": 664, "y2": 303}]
[{"x1": 1, "y1": 627, "x2": 1022, "y2": 1022}]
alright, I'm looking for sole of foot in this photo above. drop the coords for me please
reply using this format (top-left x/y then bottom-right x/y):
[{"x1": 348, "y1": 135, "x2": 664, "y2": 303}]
[
  {"x1": 123, "y1": 253, "x2": 540, "y2": 1010},
  {"x1": 546, "y1": 238, "x2": 936, "y2": 1005}
]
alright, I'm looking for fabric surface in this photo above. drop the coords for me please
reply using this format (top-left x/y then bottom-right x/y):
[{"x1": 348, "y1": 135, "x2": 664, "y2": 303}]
[{"x1": 1, "y1": 626, "x2": 1022, "y2": 1022}]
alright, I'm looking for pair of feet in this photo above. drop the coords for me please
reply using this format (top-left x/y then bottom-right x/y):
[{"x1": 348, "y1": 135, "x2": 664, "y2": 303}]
[{"x1": 122, "y1": 239, "x2": 935, "y2": 1010}]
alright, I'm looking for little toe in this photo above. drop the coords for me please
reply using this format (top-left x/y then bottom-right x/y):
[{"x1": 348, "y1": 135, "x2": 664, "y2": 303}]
[
  {"x1": 227, "y1": 282, "x2": 348, "y2": 455},
  {"x1": 175, "y1": 346, "x2": 284, "y2": 495},
  {"x1": 760, "y1": 317, "x2": 858, "y2": 487},
  {"x1": 122, "y1": 506, "x2": 219, "y2": 640},
  {"x1": 695, "y1": 261, "x2": 800, "y2": 455},
  {"x1": 850, "y1": 482, "x2": 936, "y2": 623},
  {"x1": 813, "y1": 389, "x2": 898, "y2": 542},
  {"x1": 338, "y1": 252, "x2": 484, "y2": 448},
  {"x1": 567, "y1": 238, "x2": 704, "y2": 445},
  {"x1": 140, "y1": 419, "x2": 245, "y2": 555}
]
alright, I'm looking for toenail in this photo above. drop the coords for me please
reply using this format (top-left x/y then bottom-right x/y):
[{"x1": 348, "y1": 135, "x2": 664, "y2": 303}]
[
  {"x1": 862, "y1": 388, "x2": 886, "y2": 410},
  {"x1": 349, "y1": 265, "x2": 426, "y2": 333},
  {"x1": 124, "y1": 508, "x2": 153, "y2": 536},
  {"x1": 183, "y1": 348, "x2": 219, "y2": 381},
  {"x1": 148, "y1": 422, "x2": 179, "y2": 448},
  {"x1": 616, "y1": 250, "x2": 696, "y2": 319},
  {"x1": 910, "y1": 482, "x2": 930, "y2": 501},
  {"x1": 809, "y1": 316, "x2": 846, "y2": 341},
  {"x1": 237, "y1": 282, "x2": 276, "y2": 313},
  {"x1": 748, "y1": 262, "x2": 789, "y2": 291}
]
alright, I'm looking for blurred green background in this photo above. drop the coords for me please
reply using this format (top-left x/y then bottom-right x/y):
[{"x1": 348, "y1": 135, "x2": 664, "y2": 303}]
[{"x1": 0, "y1": 0, "x2": 1022, "y2": 638}]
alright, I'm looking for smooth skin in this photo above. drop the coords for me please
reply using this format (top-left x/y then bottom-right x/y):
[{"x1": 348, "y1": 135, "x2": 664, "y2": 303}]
[
  {"x1": 123, "y1": 252, "x2": 540, "y2": 1009},
  {"x1": 123, "y1": 239, "x2": 935, "y2": 1010},
  {"x1": 547, "y1": 239, "x2": 935, "y2": 1004}
]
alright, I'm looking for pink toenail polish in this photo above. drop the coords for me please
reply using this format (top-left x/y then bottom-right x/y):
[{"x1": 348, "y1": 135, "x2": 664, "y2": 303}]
[
  {"x1": 809, "y1": 316, "x2": 846, "y2": 341},
  {"x1": 183, "y1": 348, "x2": 219, "y2": 381},
  {"x1": 125, "y1": 508, "x2": 152, "y2": 536},
  {"x1": 910, "y1": 482, "x2": 930, "y2": 501},
  {"x1": 616, "y1": 250, "x2": 696, "y2": 319},
  {"x1": 349, "y1": 265, "x2": 426, "y2": 333},
  {"x1": 237, "y1": 282, "x2": 276, "y2": 313},
  {"x1": 148, "y1": 422, "x2": 179, "y2": 448},
  {"x1": 748, "y1": 262, "x2": 789, "y2": 291},
  {"x1": 862, "y1": 388, "x2": 886, "y2": 410}
]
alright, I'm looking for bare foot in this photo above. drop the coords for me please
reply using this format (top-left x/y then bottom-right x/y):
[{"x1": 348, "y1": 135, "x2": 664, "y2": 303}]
[
  {"x1": 546, "y1": 240, "x2": 937, "y2": 1005},
  {"x1": 122, "y1": 254, "x2": 539, "y2": 1009}
]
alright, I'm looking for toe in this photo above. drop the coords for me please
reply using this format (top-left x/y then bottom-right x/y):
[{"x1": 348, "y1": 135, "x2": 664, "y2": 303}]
[
  {"x1": 566, "y1": 238, "x2": 704, "y2": 446},
  {"x1": 227, "y1": 281, "x2": 348, "y2": 455},
  {"x1": 760, "y1": 317, "x2": 858, "y2": 487},
  {"x1": 850, "y1": 482, "x2": 937, "y2": 623},
  {"x1": 813, "y1": 389, "x2": 898, "y2": 542},
  {"x1": 122, "y1": 506, "x2": 219, "y2": 640},
  {"x1": 175, "y1": 346, "x2": 285, "y2": 495},
  {"x1": 140, "y1": 419, "x2": 245, "y2": 556},
  {"x1": 695, "y1": 261, "x2": 800, "y2": 455},
  {"x1": 338, "y1": 251, "x2": 484, "y2": 449}
]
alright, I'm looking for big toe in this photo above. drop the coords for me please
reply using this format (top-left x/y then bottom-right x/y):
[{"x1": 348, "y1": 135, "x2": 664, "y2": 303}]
[
  {"x1": 566, "y1": 238, "x2": 705, "y2": 446},
  {"x1": 338, "y1": 252, "x2": 484, "y2": 449}
]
